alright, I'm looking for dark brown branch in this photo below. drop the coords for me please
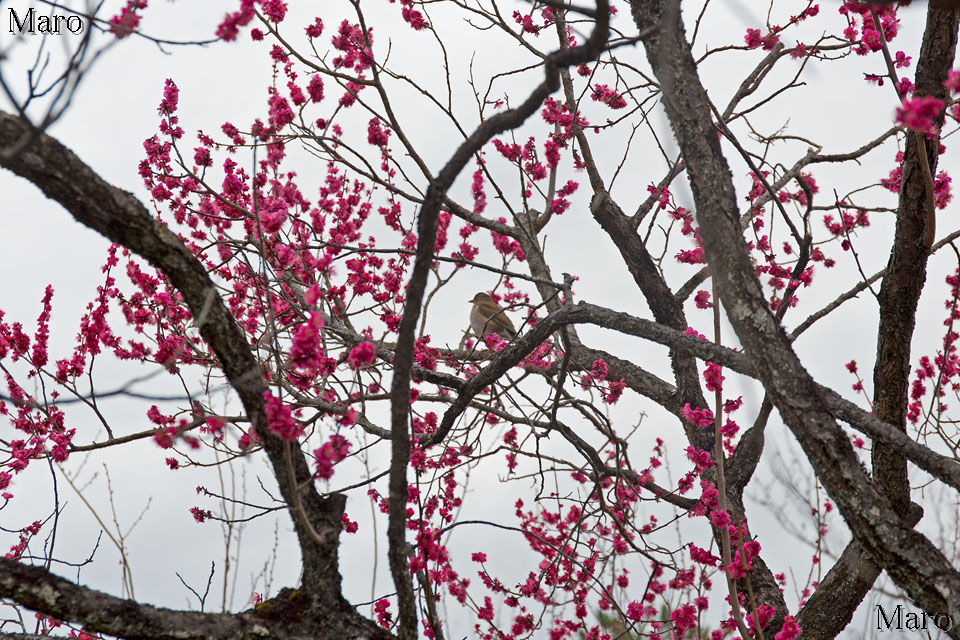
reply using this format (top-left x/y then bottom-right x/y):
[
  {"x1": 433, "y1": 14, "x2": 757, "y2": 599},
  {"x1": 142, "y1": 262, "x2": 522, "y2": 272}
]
[
  {"x1": 427, "y1": 299, "x2": 960, "y2": 492},
  {"x1": 0, "y1": 557, "x2": 387, "y2": 640},
  {"x1": 795, "y1": 503, "x2": 923, "y2": 640},
  {"x1": 385, "y1": 4, "x2": 611, "y2": 637},
  {"x1": 629, "y1": 1, "x2": 960, "y2": 636},
  {"x1": 589, "y1": 191, "x2": 712, "y2": 454},
  {"x1": 872, "y1": 0, "x2": 958, "y2": 522},
  {"x1": 0, "y1": 111, "x2": 384, "y2": 638}
]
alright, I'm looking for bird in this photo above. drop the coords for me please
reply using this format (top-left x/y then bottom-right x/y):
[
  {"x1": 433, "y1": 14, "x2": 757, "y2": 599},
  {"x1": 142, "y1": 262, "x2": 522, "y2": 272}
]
[{"x1": 469, "y1": 292, "x2": 517, "y2": 340}]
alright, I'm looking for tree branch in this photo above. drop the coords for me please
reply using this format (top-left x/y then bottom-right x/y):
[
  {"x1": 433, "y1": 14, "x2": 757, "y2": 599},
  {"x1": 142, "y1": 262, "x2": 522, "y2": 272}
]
[
  {"x1": 385, "y1": 4, "x2": 611, "y2": 637},
  {"x1": 0, "y1": 112, "x2": 385, "y2": 638},
  {"x1": 629, "y1": 1, "x2": 960, "y2": 636}
]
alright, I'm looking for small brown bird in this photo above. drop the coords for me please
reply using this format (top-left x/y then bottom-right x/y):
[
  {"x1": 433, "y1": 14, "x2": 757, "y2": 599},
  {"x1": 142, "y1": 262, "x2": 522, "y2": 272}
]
[{"x1": 469, "y1": 292, "x2": 517, "y2": 340}]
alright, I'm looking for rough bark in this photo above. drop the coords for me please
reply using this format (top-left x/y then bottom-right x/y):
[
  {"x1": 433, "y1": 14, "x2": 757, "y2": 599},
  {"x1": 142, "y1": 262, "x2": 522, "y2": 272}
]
[
  {"x1": 872, "y1": 2, "x2": 959, "y2": 514},
  {"x1": 796, "y1": 503, "x2": 923, "y2": 640},
  {"x1": 0, "y1": 111, "x2": 386, "y2": 640},
  {"x1": 384, "y1": 4, "x2": 610, "y2": 636},
  {"x1": 0, "y1": 557, "x2": 389, "y2": 640},
  {"x1": 825, "y1": 4, "x2": 960, "y2": 636},
  {"x1": 590, "y1": 191, "x2": 711, "y2": 452},
  {"x1": 629, "y1": 0, "x2": 960, "y2": 638}
]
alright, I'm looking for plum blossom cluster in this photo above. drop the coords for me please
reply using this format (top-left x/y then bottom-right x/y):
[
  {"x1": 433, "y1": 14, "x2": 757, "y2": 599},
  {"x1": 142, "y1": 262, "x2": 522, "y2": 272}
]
[
  {"x1": 669, "y1": 201, "x2": 705, "y2": 265},
  {"x1": 115, "y1": 24, "x2": 692, "y2": 635},
  {"x1": 511, "y1": 6, "x2": 555, "y2": 36},
  {"x1": 896, "y1": 96, "x2": 945, "y2": 133},
  {"x1": 391, "y1": 0, "x2": 428, "y2": 31},
  {"x1": 0, "y1": 287, "x2": 75, "y2": 498},
  {"x1": 907, "y1": 268, "x2": 960, "y2": 427},
  {"x1": 314, "y1": 435, "x2": 351, "y2": 480},
  {"x1": 839, "y1": 1, "x2": 900, "y2": 56},
  {"x1": 578, "y1": 359, "x2": 627, "y2": 405},
  {"x1": 743, "y1": 173, "x2": 821, "y2": 312},
  {"x1": 469, "y1": 360, "x2": 784, "y2": 640},
  {"x1": 590, "y1": 84, "x2": 627, "y2": 110},
  {"x1": 743, "y1": 2, "x2": 819, "y2": 54},
  {"x1": 108, "y1": 0, "x2": 147, "y2": 38}
]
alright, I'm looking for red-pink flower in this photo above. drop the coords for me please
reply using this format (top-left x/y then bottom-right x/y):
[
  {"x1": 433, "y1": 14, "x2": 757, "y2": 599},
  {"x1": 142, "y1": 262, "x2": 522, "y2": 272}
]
[
  {"x1": 478, "y1": 596, "x2": 495, "y2": 621},
  {"x1": 710, "y1": 509, "x2": 731, "y2": 528},
  {"x1": 512, "y1": 11, "x2": 540, "y2": 35},
  {"x1": 671, "y1": 604, "x2": 698, "y2": 635},
  {"x1": 744, "y1": 27, "x2": 780, "y2": 50},
  {"x1": 305, "y1": 18, "x2": 323, "y2": 38},
  {"x1": 398, "y1": 0, "x2": 428, "y2": 30},
  {"x1": 703, "y1": 362, "x2": 724, "y2": 392},
  {"x1": 347, "y1": 341, "x2": 376, "y2": 369},
  {"x1": 367, "y1": 118, "x2": 391, "y2": 148},
  {"x1": 694, "y1": 289, "x2": 712, "y2": 309},
  {"x1": 934, "y1": 171, "x2": 952, "y2": 209},
  {"x1": 264, "y1": 391, "x2": 301, "y2": 441},
  {"x1": 776, "y1": 616, "x2": 801, "y2": 640},
  {"x1": 306, "y1": 75, "x2": 325, "y2": 103},
  {"x1": 686, "y1": 446, "x2": 714, "y2": 471},
  {"x1": 748, "y1": 604, "x2": 776, "y2": 633},
  {"x1": 374, "y1": 599, "x2": 392, "y2": 628},
  {"x1": 190, "y1": 507, "x2": 213, "y2": 523},
  {"x1": 314, "y1": 435, "x2": 351, "y2": 480},
  {"x1": 261, "y1": 0, "x2": 286, "y2": 23},
  {"x1": 894, "y1": 50, "x2": 912, "y2": 69},
  {"x1": 590, "y1": 84, "x2": 627, "y2": 109},
  {"x1": 216, "y1": 2, "x2": 255, "y2": 41},
  {"x1": 689, "y1": 543, "x2": 718, "y2": 566},
  {"x1": 946, "y1": 69, "x2": 960, "y2": 92},
  {"x1": 896, "y1": 95, "x2": 944, "y2": 132},
  {"x1": 267, "y1": 90, "x2": 295, "y2": 129},
  {"x1": 603, "y1": 380, "x2": 626, "y2": 404},
  {"x1": 682, "y1": 403, "x2": 714, "y2": 428},
  {"x1": 289, "y1": 311, "x2": 324, "y2": 370},
  {"x1": 109, "y1": 0, "x2": 147, "y2": 38}
]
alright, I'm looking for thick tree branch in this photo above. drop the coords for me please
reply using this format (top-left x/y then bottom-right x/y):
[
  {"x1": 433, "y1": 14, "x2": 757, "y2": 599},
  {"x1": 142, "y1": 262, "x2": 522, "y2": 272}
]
[
  {"x1": 428, "y1": 300, "x2": 960, "y2": 492},
  {"x1": 590, "y1": 191, "x2": 711, "y2": 452},
  {"x1": 385, "y1": 4, "x2": 611, "y2": 637},
  {"x1": 0, "y1": 112, "x2": 384, "y2": 638},
  {"x1": 629, "y1": 1, "x2": 960, "y2": 637},
  {"x1": 807, "y1": 8, "x2": 960, "y2": 631},
  {"x1": 0, "y1": 558, "x2": 388, "y2": 640},
  {"x1": 872, "y1": 0, "x2": 958, "y2": 530}
]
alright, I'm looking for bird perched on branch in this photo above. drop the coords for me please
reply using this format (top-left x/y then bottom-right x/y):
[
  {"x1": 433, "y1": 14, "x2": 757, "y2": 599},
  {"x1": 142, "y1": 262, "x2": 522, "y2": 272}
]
[{"x1": 469, "y1": 292, "x2": 517, "y2": 340}]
